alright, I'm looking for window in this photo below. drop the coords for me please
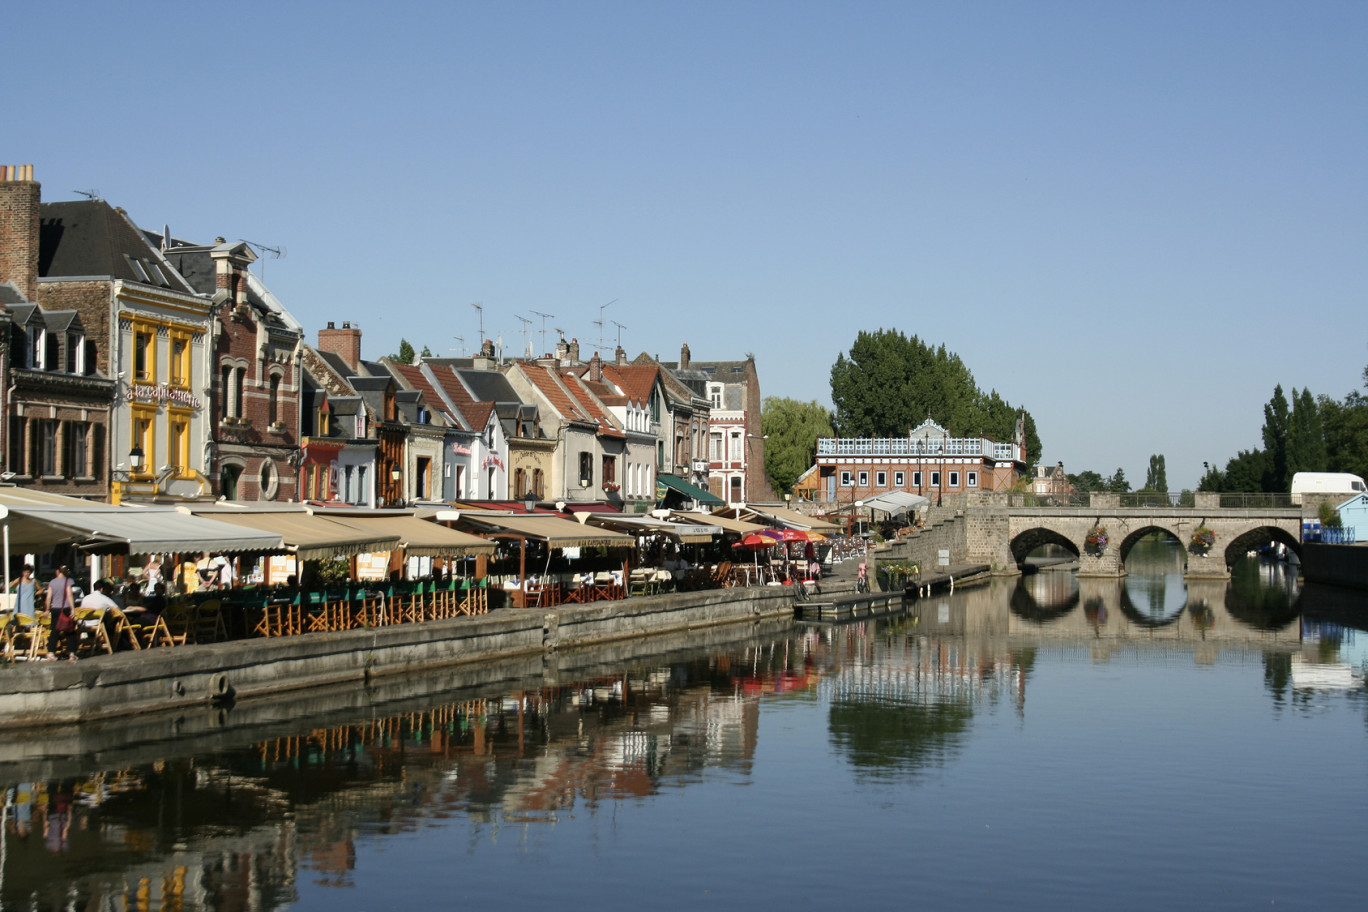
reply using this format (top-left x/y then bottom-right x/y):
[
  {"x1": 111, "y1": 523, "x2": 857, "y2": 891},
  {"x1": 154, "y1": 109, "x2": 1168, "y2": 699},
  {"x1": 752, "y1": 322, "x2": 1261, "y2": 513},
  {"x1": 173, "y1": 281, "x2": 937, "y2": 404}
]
[
  {"x1": 602, "y1": 454, "x2": 617, "y2": 485},
  {"x1": 579, "y1": 452, "x2": 593, "y2": 486},
  {"x1": 709, "y1": 384, "x2": 723, "y2": 409},
  {"x1": 344, "y1": 465, "x2": 356, "y2": 503},
  {"x1": 357, "y1": 465, "x2": 367, "y2": 503},
  {"x1": 858, "y1": 471, "x2": 869, "y2": 487},
  {"x1": 876, "y1": 471, "x2": 887, "y2": 487},
  {"x1": 513, "y1": 467, "x2": 526, "y2": 498},
  {"x1": 841, "y1": 471, "x2": 854, "y2": 486},
  {"x1": 7, "y1": 417, "x2": 25, "y2": 475},
  {"x1": 729, "y1": 476, "x2": 742, "y2": 503},
  {"x1": 134, "y1": 328, "x2": 155, "y2": 381},
  {"x1": 45, "y1": 332, "x2": 59, "y2": 373},
  {"x1": 894, "y1": 471, "x2": 904, "y2": 487},
  {"x1": 317, "y1": 405, "x2": 330, "y2": 436},
  {"x1": 533, "y1": 468, "x2": 544, "y2": 498},
  {"x1": 220, "y1": 464, "x2": 242, "y2": 500},
  {"x1": 967, "y1": 471, "x2": 978, "y2": 488},
  {"x1": 38, "y1": 421, "x2": 58, "y2": 476},
  {"x1": 131, "y1": 407, "x2": 155, "y2": 476},
  {"x1": 913, "y1": 471, "x2": 922, "y2": 488},
  {"x1": 168, "y1": 410, "x2": 191, "y2": 472},
  {"x1": 63, "y1": 422, "x2": 88, "y2": 478},
  {"x1": 66, "y1": 334, "x2": 85, "y2": 374},
  {"x1": 730, "y1": 432, "x2": 742, "y2": 463},
  {"x1": 416, "y1": 456, "x2": 431, "y2": 499},
  {"x1": 28, "y1": 327, "x2": 44, "y2": 370},
  {"x1": 710, "y1": 432, "x2": 723, "y2": 462},
  {"x1": 269, "y1": 373, "x2": 282, "y2": 424},
  {"x1": 931, "y1": 471, "x2": 941, "y2": 487},
  {"x1": 221, "y1": 366, "x2": 237, "y2": 419},
  {"x1": 169, "y1": 333, "x2": 191, "y2": 387}
]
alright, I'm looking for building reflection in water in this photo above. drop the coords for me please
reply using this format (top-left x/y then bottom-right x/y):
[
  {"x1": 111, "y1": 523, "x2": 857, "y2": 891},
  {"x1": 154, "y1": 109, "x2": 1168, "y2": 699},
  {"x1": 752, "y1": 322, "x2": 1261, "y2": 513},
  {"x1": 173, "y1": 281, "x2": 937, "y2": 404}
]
[{"x1": 0, "y1": 549, "x2": 1353, "y2": 911}]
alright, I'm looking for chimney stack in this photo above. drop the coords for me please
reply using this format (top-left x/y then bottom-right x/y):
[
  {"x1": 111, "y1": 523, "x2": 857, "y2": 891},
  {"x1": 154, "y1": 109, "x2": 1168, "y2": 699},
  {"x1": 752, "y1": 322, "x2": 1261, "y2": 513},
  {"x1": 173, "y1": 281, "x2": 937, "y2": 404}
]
[
  {"x1": 568, "y1": 338, "x2": 580, "y2": 364},
  {"x1": 680, "y1": 342, "x2": 691, "y2": 369},
  {"x1": 0, "y1": 164, "x2": 40, "y2": 301},
  {"x1": 615, "y1": 345, "x2": 626, "y2": 366},
  {"x1": 589, "y1": 352, "x2": 603, "y2": 383},
  {"x1": 318, "y1": 320, "x2": 363, "y2": 372}
]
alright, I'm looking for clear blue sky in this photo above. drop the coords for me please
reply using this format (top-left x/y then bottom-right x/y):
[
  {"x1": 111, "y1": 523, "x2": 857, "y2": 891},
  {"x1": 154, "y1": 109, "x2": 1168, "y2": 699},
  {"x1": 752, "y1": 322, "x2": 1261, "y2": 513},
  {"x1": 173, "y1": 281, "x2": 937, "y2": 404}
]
[{"x1": 10, "y1": 1, "x2": 1366, "y2": 490}]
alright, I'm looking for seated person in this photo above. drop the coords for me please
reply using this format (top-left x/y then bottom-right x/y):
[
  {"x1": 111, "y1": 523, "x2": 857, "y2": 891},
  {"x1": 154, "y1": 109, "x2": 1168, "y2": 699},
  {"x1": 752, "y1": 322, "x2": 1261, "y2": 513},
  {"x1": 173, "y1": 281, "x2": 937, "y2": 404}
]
[{"x1": 80, "y1": 579, "x2": 120, "y2": 611}]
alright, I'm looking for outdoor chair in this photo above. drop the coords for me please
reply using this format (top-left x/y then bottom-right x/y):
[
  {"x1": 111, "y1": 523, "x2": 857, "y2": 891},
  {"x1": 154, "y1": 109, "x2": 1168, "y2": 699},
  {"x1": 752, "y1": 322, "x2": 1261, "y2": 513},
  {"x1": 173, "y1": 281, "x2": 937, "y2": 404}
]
[{"x1": 193, "y1": 600, "x2": 228, "y2": 644}]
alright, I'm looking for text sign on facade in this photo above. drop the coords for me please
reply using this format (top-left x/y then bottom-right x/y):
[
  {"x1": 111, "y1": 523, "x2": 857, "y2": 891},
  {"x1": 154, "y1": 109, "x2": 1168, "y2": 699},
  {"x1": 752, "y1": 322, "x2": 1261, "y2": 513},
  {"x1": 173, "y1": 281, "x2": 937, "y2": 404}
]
[{"x1": 938, "y1": 549, "x2": 950, "y2": 567}]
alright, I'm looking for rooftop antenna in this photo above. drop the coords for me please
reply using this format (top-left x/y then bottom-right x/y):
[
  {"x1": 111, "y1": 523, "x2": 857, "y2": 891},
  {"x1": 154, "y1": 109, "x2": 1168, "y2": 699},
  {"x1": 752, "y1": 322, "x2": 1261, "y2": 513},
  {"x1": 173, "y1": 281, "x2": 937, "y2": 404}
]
[
  {"x1": 514, "y1": 314, "x2": 532, "y2": 359},
  {"x1": 594, "y1": 299, "x2": 618, "y2": 351},
  {"x1": 531, "y1": 310, "x2": 555, "y2": 355},
  {"x1": 240, "y1": 239, "x2": 286, "y2": 281},
  {"x1": 611, "y1": 319, "x2": 627, "y2": 349},
  {"x1": 73, "y1": 189, "x2": 101, "y2": 201},
  {"x1": 451, "y1": 335, "x2": 465, "y2": 357},
  {"x1": 471, "y1": 302, "x2": 484, "y2": 347}
]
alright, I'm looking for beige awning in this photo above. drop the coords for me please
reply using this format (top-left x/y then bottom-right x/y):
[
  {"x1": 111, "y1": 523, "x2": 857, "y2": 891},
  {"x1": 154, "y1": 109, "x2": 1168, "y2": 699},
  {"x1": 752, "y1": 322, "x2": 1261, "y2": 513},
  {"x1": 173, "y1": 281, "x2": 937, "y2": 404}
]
[
  {"x1": 327, "y1": 513, "x2": 495, "y2": 557},
  {"x1": 1, "y1": 504, "x2": 284, "y2": 555},
  {"x1": 744, "y1": 505, "x2": 843, "y2": 533},
  {"x1": 184, "y1": 507, "x2": 400, "y2": 560},
  {"x1": 671, "y1": 512, "x2": 769, "y2": 535},
  {"x1": 451, "y1": 511, "x2": 636, "y2": 548},
  {"x1": 582, "y1": 512, "x2": 720, "y2": 544}
]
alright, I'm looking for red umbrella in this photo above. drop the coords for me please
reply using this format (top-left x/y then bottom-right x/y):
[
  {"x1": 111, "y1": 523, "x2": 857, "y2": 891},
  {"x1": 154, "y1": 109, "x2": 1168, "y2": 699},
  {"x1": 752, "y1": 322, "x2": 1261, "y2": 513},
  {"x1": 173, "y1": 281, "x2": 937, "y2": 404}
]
[
  {"x1": 733, "y1": 533, "x2": 776, "y2": 550},
  {"x1": 770, "y1": 528, "x2": 812, "y2": 542}
]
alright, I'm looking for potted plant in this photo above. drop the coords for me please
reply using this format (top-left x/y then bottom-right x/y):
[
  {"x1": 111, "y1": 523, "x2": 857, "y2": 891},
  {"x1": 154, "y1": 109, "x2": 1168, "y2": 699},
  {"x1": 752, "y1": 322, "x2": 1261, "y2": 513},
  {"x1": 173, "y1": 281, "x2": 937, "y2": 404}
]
[
  {"x1": 1189, "y1": 525, "x2": 1216, "y2": 555},
  {"x1": 1085, "y1": 525, "x2": 1109, "y2": 555}
]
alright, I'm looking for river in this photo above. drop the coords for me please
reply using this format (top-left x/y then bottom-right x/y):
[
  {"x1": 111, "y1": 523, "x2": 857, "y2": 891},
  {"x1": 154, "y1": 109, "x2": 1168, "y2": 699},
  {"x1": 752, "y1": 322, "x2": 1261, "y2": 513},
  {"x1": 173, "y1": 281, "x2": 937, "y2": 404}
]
[{"x1": 2, "y1": 540, "x2": 1365, "y2": 911}]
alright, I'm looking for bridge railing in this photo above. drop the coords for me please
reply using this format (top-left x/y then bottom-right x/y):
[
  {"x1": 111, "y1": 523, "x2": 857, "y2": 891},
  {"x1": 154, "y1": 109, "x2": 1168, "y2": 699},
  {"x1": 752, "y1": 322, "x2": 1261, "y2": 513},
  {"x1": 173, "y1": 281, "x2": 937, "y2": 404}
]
[
  {"x1": 1216, "y1": 492, "x2": 1294, "y2": 509},
  {"x1": 1011, "y1": 493, "x2": 1090, "y2": 508},
  {"x1": 1116, "y1": 492, "x2": 1192, "y2": 508}
]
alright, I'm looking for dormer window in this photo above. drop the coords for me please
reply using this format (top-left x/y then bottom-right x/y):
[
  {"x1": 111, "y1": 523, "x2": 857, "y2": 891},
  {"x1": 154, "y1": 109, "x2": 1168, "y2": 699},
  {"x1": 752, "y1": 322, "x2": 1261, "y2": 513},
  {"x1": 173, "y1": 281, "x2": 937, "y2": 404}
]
[
  {"x1": 66, "y1": 333, "x2": 85, "y2": 374},
  {"x1": 28, "y1": 327, "x2": 44, "y2": 370}
]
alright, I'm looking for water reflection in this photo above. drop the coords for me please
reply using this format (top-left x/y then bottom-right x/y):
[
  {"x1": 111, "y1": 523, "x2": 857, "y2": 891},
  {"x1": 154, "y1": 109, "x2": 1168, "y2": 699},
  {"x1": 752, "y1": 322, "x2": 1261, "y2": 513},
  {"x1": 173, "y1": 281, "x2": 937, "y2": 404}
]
[{"x1": 1, "y1": 558, "x2": 1362, "y2": 911}]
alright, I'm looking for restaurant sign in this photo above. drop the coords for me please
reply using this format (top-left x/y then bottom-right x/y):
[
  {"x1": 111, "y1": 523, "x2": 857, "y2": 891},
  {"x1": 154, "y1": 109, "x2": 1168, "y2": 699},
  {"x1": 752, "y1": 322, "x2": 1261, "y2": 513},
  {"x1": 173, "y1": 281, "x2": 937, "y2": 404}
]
[{"x1": 125, "y1": 384, "x2": 203, "y2": 410}]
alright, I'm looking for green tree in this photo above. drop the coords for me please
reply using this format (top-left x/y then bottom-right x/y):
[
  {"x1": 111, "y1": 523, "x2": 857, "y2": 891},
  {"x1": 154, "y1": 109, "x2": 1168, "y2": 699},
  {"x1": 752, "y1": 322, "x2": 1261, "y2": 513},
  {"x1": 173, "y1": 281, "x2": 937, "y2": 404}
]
[
  {"x1": 1144, "y1": 454, "x2": 1168, "y2": 493},
  {"x1": 829, "y1": 328, "x2": 1042, "y2": 463},
  {"x1": 390, "y1": 339, "x2": 416, "y2": 365},
  {"x1": 1107, "y1": 467, "x2": 1131, "y2": 493},
  {"x1": 1287, "y1": 386, "x2": 1326, "y2": 476},
  {"x1": 761, "y1": 397, "x2": 835, "y2": 493},
  {"x1": 419, "y1": 345, "x2": 432, "y2": 359},
  {"x1": 1261, "y1": 385, "x2": 1291, "y2": 491},
  {"x1": 1197, "y1": 461, "x2": 1225, "y2": 492},
  {"x1": 1223, "y1": 449, "x2": 1268, "y2": 492},
  {"x1": 1068, "y1": 470, "x2": 1106, "y2": 492}
]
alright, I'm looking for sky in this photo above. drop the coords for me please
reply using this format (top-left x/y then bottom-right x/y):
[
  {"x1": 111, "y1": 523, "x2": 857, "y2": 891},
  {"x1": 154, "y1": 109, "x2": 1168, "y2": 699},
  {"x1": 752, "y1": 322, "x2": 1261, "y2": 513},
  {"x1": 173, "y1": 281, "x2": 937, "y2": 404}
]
[{"x1": 8, "y1": 1, "x2": 1365, "y2": 491}]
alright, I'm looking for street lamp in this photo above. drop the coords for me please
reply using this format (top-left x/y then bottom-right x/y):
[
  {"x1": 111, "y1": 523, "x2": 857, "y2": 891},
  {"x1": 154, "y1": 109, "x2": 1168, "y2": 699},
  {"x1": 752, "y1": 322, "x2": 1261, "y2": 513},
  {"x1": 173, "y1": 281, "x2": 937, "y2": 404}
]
[
  {"x1": 129, "y1": 446, "x2": 145, "y2": 472},
  {"x1": 523, "y1": 489, "x2": 537, "y2": 513}
]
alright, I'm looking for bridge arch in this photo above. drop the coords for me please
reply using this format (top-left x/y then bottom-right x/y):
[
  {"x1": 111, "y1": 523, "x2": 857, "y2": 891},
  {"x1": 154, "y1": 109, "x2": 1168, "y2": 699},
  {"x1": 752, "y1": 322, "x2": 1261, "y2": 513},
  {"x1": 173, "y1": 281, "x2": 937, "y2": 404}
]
[
  {"x1": 1009, "y1": 527, "x2": 1080, "y2": 567},
  {"x1": 1223, "y1": 526, "x2": 1302, "y2": 565},
  {"x1": 1116, "y1": 525, "x2": 1186, "y2": 571}
]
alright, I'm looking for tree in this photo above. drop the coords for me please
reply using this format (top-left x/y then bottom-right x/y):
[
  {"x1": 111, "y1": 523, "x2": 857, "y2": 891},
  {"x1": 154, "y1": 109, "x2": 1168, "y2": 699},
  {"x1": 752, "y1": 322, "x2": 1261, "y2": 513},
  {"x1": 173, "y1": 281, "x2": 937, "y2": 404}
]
[
  {"x1": 390, "y1": 339, "x2": 416, "y2": 365},
  {"x1": 1144, "y1": 454, "x2": 1168, "y2": 493},
  {"x1": 1068, "y1": 470, "x2": 1106, "y2": 492},
  {"x1": 1261, "y1": 385, "x2": 1291, "y2": 492},
  {"x1": 829, "y1": 328, "x2": 1042, "y2": 463},
  {"x1": 761, "y1": 397, "x2": 835, "y2": 494},
  {"x1": 1107, "y1": 467, "x2": 1131, "y2": 493},
  {"x1": 1287, "y1": 387, "x2": 1326, "y2": 476},
  {"x1": 1222, "y1": 449, "x2": 1268, "y2": 492},
  {"x1": 419, "y1": 345, "x2": 432, "y2": 359}
]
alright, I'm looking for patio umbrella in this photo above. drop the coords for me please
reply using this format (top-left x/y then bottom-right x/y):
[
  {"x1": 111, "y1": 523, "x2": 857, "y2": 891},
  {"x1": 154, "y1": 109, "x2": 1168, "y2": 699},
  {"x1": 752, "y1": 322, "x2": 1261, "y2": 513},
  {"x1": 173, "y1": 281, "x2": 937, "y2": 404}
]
[{"x1": 731, "y1": 533, "x2": 774, "y2": 573}]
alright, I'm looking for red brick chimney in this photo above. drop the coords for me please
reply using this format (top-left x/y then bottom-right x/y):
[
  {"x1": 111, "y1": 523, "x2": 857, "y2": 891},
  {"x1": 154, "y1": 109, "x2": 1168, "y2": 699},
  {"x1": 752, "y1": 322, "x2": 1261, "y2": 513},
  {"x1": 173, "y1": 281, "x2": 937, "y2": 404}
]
[
  {"x1": 0, "y1": 164, "x2": 40, "y2": 301},
  {"x1": 318, "y1": 320, "x2": 362, "y2": 372},
  {"x1": 680, "y1": 342, "x2": 691, "y2": 369},
  {"x1": 589, "y1": 352, "x2": 603, "y2": 382}
]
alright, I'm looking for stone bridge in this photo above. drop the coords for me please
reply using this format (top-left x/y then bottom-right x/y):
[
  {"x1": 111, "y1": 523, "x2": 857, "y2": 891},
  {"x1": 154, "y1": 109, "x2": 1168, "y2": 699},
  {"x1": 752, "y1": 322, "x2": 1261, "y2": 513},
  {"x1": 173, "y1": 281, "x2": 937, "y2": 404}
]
[{"x1": 962, "y1": 493, "x2": 1305, "y2": 580}]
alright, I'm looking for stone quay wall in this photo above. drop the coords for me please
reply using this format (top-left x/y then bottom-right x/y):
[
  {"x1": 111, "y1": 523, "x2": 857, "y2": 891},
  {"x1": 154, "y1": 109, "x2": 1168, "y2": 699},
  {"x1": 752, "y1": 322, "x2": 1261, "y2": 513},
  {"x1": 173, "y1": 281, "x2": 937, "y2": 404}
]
[{"x1": 0, "y1": 587, "x2": 794, "y2": 730}]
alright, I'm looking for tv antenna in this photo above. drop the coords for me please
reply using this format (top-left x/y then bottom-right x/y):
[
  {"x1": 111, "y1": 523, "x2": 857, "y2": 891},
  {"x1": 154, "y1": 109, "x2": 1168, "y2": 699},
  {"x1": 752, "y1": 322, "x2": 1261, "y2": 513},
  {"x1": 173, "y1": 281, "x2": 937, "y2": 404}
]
[
  {"x1": 611, "y1": 320, "x2": 627, "y2": 350},
  {"x1": 451, "y1": 335, "x2": 465, "y2": 357},
  {"x1": 240, "y1": 239, "x2": 286, "y2": 280},
  {"x1": 73, "y1": 189, "x2": 101, "y2": 201},
  {"x1": 471, "y1": 302, "x2": 484, "y2": 347},
  {"x1": 594, "y1": 299, "x2": 618, "y2": 351},
  {"x1": 531, "y1": 310, "x2": 555, "y2": 355},
  {"x1": 514, "y1": 314, "x2": 532, "y2": 358}
]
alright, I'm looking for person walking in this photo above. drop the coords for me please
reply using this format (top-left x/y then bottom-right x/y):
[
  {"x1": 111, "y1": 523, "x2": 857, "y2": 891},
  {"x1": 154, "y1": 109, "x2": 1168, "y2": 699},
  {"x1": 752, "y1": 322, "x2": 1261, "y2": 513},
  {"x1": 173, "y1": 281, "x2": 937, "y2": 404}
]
[
  {"x1": 44, "y1": 565, "x2": 78, "y2": 662},
  {"x1": 9, "y1": 564, "x2": 42, "y2": 615}
]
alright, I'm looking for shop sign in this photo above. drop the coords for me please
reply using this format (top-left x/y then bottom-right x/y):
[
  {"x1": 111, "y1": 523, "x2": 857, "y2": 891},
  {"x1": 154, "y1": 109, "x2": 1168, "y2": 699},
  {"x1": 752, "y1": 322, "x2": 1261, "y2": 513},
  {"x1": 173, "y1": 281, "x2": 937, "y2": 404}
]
[{"x1": 126, "y1": 384, "x2": 202, "y2": 410}]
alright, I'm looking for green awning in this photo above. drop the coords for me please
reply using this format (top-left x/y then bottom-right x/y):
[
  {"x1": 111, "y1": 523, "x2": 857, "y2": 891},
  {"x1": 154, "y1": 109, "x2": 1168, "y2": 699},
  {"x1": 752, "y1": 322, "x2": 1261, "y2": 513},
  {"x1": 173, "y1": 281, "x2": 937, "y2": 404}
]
[{"x1": 655, "y1": 473, "x2": 723, "y2": 506}]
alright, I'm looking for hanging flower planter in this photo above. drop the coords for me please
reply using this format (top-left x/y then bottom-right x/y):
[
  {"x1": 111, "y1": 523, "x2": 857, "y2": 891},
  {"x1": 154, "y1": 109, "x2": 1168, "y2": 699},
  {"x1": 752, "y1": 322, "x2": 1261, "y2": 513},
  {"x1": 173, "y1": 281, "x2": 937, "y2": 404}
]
[
  {"x1": 1085, "y1": 525, "x2": 1109, "y2": 556},
  {"x1": 1189, "y1": 525, "x2": 1216, "y2": 555}
]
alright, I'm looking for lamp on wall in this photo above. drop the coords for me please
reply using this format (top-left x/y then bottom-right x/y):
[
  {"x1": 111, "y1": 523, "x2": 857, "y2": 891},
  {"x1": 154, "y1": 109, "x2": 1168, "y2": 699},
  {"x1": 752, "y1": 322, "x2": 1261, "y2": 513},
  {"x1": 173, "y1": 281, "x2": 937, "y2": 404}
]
[
  {"x1": 129, "y1": 446, "x2": 145, "y2": 472},
  {"x1": 523, "y1": 490, "x2": 537, "y2": 513}
]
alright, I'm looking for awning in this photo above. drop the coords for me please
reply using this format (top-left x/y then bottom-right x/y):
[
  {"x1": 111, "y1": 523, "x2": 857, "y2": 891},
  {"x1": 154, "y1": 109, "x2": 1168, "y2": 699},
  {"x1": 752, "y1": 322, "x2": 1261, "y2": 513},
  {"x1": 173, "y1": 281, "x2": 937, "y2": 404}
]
[
  {"x1": 3, "y1": 505, "x2": 284, "y2": 555},
  {"x1": 185, "y1": 507, "x2": 400, "y2": 560},
  {"x1": 581, "y1": 512, "x2": 721, "y2": 544},
  {"x1": 655, "y1": 474, "x2": 724, "y2": 506},
  {"x1": 857, "y1": 490, "x2": 931, "y2": 516},
  {"x1": 322, "y1": 513, "x2": 495, "y2": 557},
  {"x1": 671, "y1": 512, "x2": 769, "y2": 535},
  {"x1": 744, "y1": 505, "x2": 842, "y2": 534},
  {"x1": 446, "y1": 511, "x2": 636, "y2": 548}
]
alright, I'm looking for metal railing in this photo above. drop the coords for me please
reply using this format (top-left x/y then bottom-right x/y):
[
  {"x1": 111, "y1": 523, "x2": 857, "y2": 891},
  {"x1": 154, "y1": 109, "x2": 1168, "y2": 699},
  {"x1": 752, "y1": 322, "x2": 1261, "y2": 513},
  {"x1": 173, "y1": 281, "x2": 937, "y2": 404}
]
[
  {"x1": 1216, "y1": 493, "x2": 1294, "y2": 509},
  {"x1": 815, "y1": 437, "x2": 1020, "y2": 460}
]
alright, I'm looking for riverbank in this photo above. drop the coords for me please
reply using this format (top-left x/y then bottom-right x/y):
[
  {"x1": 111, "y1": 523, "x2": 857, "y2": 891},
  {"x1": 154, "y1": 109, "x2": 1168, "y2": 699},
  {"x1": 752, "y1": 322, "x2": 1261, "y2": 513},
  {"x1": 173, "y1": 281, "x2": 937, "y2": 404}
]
[
  {"x1": 1300, "y1": 542, "x2": 1368, "y2": 592},
  {"x1": 0, "y1": 586, "x2": 794, "y2": 730}
]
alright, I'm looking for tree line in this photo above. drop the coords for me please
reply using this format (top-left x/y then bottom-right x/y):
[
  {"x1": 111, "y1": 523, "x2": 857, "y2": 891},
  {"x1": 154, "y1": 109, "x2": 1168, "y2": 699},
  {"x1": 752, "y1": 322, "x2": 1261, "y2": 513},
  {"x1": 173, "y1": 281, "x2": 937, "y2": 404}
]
[
  {"x1": 1198, "y1": 366, "x2": 1368, "y2": 493},
  {"x1": 763, "y1": 329, "x2": 1042, "y2": 493}
]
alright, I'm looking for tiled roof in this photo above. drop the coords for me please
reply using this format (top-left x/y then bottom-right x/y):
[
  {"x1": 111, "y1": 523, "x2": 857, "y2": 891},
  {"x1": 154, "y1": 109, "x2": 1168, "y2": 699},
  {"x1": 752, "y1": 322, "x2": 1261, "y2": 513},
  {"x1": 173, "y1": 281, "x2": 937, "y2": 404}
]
[
  {"x1": 40, "y1": 200, "x2": 196, "y2": 293},
  {"x1": 386, "y1": 360, "x2": 462, "y2": 428},
  {"x1": 559, "y1": 370, "x2": 623, "y2": 437},
  {"x1": 513, "y1": 362, "x2": 591, "y2": 424},
  {"x1": 603, "y1": 364, "x2": 659, "y2": 403}
]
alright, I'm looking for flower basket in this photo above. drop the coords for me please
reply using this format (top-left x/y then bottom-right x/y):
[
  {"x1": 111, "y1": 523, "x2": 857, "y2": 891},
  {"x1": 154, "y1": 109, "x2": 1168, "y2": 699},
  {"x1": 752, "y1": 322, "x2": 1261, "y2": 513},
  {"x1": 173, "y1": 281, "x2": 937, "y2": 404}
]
[
  {"x1": 602, "y1": 482, "x2": 620, "y2": 493},
  {"x1": 1189, "y1": 525, "x2": 1216, "y2": 555},
  {"x1": 1085, "y1": 525, "x2": 1109, "y2": 556}
]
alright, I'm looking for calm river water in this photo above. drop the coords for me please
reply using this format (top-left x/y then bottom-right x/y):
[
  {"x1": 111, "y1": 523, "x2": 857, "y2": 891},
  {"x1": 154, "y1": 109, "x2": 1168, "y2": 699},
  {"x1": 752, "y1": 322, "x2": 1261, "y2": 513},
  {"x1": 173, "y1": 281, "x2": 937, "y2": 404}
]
[{"x1": 3, "y1": 541, "x2": 1366, "y2": 911}]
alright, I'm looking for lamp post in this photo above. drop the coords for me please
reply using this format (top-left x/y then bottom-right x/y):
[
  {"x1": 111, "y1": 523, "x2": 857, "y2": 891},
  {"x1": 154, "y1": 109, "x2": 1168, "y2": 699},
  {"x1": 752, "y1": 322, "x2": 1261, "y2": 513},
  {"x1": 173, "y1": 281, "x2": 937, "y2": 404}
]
[
  {"x1": 390, "y1": 465, "x2": 402, "y2": 507},
  {"x1": 111, "y1": 446, "x2": 146, "y2": 505},
  {"x1": 523, "y1": 489, "x2": 537, "y2": 513}
]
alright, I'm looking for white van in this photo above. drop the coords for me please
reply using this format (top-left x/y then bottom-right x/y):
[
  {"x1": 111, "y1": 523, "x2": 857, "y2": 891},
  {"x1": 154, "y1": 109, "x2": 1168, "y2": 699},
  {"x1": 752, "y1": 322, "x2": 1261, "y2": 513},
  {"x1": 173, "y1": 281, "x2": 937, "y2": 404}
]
[{"x1": 1290, "y1": 472, "x2": 1368, "y2": 505}]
